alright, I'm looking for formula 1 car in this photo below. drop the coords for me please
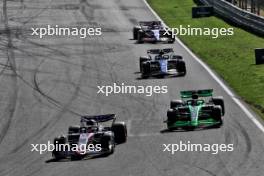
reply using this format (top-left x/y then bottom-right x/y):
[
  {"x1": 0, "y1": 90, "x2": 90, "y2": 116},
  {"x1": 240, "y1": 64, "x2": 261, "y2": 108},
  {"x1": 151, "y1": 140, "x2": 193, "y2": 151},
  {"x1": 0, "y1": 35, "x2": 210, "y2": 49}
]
[
  {"x1": 132, "y1": 21, "x2": 175, "y2": 44},
  {"x1": 165, "y1": 89, "x2": 225, "y2": 130},
  {"x1": 52, "y1": 114, "x2": 127, "y2": 160},
  {"x1": 139, "y1": 48, "x2": 186, "y2": 78}
]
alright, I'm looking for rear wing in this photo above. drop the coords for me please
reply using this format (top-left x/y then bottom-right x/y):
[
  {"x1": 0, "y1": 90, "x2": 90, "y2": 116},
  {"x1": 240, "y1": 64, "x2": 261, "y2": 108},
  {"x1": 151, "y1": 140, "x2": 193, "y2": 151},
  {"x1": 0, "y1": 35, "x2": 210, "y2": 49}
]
[
  {"x1": 147, "y1": 48, "x2": 174, "y2": 54},
  {"x1": 180, "y1": 89, "x2": 213, "y2": 98},
  {"x1": 139, "y1": 21, "x2": 161, "y2": 27},
  {"x1": 81, "y1": 114, "x2": 116, "y2": 123}
]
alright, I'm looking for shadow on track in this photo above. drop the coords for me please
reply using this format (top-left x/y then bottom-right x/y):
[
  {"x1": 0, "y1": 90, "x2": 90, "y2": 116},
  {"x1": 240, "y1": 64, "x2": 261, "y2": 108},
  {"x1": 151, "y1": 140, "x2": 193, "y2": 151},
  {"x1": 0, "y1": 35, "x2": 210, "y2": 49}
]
[
  {"x1": 160, "y1": 126, "x2": 221, "y2": 134},
  {"x1": 45, "y1": 153, "x2": 111, "y2": 163},
  {"x1": 135, "y1": 72, "x2": 186, "y2": 80}
]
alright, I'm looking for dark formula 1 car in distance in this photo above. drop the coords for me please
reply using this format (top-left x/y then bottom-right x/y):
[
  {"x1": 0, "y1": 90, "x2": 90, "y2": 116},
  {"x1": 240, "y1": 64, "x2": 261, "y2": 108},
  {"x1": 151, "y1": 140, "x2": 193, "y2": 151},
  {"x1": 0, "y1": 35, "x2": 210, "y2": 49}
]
[
  {"x1": 52, "y1": 114, "x2": 127, "y2": 160},
  {"x1": 132, "y1": 21, "x2": 175, "y2": 44},
  {"x1": 165, "y1": 89, "x2": 225, "y2": 130},
  {"x1": 139, "y1": 48, "x2": 186, "y2": 78}
]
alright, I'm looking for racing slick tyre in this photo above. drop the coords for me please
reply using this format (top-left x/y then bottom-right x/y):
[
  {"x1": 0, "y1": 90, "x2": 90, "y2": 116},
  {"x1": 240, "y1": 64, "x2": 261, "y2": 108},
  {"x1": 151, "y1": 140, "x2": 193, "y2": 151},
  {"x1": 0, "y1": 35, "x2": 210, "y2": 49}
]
[
  {"x1": 167, "y1": 109, "x2": 179, "y2": 131},
  {"x1": 212, "y1": 106, "x2": 223, "y2": 128},
  {"x1": 177, "y1": 60, "x2": 186, "y2": 76},
  {"x1": 101, "y1": 133, "x2": 115, "y2": 156},
  {"x1": 68, "y1": 125, "x2": 80, "y2": 134},
  {"x1": 167, "y1": 109, "x2": 177, "y2": 122},
  {"x1": 139, "y1": 57, "x2": 150, "y2": 72},
  {"x1": 211, "y1": 96, "x2": 225, "y2": 115},
  {"x1": 165, "y1": 30, "x2": 175, "y2": 44},
  {"x1": 133, "y1": 26, "x2": 141, "y2": 40},
  {"x1": 141, "y1": 62, "x2": 150, "y2": 78},
  {"x1": 168, "y1": 37, "x2": 175, "y2": 44},
  {"x1": 170, "y1": 100, "x2": 183, "y2": 109},
  {"x1": 112, "y1": 122, "x2": 127, "y2": 144},
  {"x1": 137, "y1": 30, "x2": 144, "y2": 43},
  {"x1": 52, "y1": 136, "x2": 66, "y2": 160},
  {"x1": 68, "y1": 134, "x2": 80, "y2": 146}
]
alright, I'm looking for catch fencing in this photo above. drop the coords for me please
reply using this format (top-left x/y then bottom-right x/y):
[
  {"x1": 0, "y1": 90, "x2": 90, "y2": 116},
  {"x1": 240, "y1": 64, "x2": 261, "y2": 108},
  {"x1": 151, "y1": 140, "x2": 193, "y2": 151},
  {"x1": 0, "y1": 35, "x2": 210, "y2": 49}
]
[{"x1": 199, "y1": 0, "x2": 264, "y2": 35}]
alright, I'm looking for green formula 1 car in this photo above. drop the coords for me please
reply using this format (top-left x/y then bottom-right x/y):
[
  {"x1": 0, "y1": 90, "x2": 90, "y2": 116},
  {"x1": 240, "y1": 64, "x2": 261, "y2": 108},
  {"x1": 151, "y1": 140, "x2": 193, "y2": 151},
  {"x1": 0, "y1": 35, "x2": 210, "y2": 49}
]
[{"x1": 165, "y1": 89, "x2": 225, "y2": 130}]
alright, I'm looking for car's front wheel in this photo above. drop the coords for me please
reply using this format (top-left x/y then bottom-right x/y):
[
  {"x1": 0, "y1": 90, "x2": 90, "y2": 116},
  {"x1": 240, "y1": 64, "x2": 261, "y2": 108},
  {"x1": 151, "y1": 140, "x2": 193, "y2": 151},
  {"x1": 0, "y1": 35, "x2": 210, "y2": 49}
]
[
  {"x1": 139, "y1": 57, "x2": 150, "y2": 72},
  {"x1": 211, "y1": 96, "x2": 225, "y2": 115},
  {"x1": 141, "y1": 62, "x2": 150, "y2": 78},
  {"x1": 101, "y1": 134, "x2": 115, "y2": 155},
  {"x1": 52, "y1": 136, "x2": 67, "y2": 160},
  {"x1": 212, "y1": 106, "x2": 223, "y2": 127},
  {"x1": 177, "y1": 60, "x2": 186, "y2": 76},
  {"x1": 137, "y1": 30, "x2": 144, "y2": 43},
  {"x1": 133, "y1": 26, "x2": 141, "y2": 40}
]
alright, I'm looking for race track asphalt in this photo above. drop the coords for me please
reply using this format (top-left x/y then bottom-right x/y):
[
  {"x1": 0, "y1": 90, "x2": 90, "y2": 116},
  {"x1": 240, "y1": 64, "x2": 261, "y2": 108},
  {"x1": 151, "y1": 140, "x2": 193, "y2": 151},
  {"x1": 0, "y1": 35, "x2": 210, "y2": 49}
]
[{"x1": 0, "y1": 0, "x2": 263, "y2": 176}]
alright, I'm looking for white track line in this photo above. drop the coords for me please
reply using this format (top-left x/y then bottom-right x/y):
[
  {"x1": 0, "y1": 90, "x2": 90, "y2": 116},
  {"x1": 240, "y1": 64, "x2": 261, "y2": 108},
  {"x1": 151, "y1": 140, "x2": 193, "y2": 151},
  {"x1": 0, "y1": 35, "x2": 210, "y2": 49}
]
[{"x1": 142, "y1": 0, "x2": 264, "y2": 133}]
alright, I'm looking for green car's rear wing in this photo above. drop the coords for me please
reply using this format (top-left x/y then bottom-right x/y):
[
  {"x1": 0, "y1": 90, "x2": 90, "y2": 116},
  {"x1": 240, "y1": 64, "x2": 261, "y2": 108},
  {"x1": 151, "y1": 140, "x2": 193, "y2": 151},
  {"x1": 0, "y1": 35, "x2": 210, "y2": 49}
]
[{"x1": 180, "y1": 89, "x2": 213, "y2": 98}]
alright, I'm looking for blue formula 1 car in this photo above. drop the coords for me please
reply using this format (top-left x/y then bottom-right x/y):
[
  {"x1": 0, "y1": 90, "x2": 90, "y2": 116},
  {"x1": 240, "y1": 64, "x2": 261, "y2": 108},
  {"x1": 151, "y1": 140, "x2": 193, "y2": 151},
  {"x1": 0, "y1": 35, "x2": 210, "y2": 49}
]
[{"x1": 139, "y1": 48, "x2": 186, "y2": 78}]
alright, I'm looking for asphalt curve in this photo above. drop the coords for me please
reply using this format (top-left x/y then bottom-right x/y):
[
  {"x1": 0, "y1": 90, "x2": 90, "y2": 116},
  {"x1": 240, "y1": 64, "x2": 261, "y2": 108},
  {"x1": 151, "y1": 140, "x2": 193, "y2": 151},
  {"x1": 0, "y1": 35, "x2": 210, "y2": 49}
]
[{"x1": 0, "y1": 0, "x2": 263, "y2": 176}]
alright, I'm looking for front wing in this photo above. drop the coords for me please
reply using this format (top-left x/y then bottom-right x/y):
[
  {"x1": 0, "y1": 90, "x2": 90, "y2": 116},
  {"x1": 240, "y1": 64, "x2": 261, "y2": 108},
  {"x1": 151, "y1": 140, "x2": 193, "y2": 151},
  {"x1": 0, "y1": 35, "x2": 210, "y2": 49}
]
[
  {"x1": 166, "y1": 118, "x2": 221, "y2": 129},
  {"x1": 143, "y1": 69, "x2": 184, "y2": 77},
  {"x1": 52, "y1": 147, "x2": 113, "y2": 160},
  {"x1": 141, "y1": 36, "x2": 174, "y2": 43}
]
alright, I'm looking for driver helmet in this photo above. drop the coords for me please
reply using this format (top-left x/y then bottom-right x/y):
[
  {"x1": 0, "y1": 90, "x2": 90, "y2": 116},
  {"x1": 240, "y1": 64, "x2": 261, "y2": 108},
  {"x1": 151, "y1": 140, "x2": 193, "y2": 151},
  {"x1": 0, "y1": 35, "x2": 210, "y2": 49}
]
[
  {"x1": 86, "y1": 119, "x2": 96, "y2": 132},
  {"x1": 86, "y1": 119, "x2": 96, "y2": 126},
  {"x1": 159, "y1": 50, "x2": 164, "y2": 56},
  {"x1": 191, "y1": 94, "x2": 199, "y2": 106},
  {"x1": 80, "y1": 127, "x2": 87, "y2": 133}
]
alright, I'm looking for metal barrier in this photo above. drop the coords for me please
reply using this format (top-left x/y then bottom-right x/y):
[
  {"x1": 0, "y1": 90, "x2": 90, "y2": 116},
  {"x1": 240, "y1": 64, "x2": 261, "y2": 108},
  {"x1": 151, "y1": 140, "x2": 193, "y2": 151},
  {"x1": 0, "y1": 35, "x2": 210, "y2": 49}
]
[{"x1": 199, "y1": 0, "x2": 264, "y2": 35}]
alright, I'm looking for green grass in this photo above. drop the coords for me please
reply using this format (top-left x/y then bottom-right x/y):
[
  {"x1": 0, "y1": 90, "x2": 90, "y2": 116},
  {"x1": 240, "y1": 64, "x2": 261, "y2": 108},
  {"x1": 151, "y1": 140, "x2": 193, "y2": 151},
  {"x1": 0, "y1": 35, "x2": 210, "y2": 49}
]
[{"x1": 148, "y1": 0, "x2": 264, "y2": 119}]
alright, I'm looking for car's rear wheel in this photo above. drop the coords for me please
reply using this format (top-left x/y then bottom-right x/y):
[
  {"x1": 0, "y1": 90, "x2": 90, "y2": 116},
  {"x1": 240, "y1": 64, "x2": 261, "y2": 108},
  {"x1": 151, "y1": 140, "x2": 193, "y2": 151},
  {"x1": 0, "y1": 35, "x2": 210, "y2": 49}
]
[
  {"x1": 67, "y1": 134, "x2": 79, "y2": 146},
  {"x1": 170, "y1": 100, "x2": 183, "y2": 109},
  {"x1": 167, "y1": 109, "x2": 177, "y2": 130},
  {"x1": 68, "y1": 126, "x2": 80, "y2": 134},
  {"x1": 167, "y1": 109, "x2": 177, "y2": 122},
  {"x1": 112, "y1": 122, "x2": 127, "y2": 144}
]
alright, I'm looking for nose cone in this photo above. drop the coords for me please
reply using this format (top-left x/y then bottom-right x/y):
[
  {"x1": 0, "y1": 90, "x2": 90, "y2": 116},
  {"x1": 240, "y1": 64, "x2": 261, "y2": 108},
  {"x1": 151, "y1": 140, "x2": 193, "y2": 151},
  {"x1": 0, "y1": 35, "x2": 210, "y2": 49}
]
[
  {"x1": 189, "y1": 106, "x2": 200, "y2": 126},
  {"x1": 152, "y1": 29, "x2": 160, "y2": 40},
  {"x1": 159, "y1": 60, "x2": 168, "y2": 73}
]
